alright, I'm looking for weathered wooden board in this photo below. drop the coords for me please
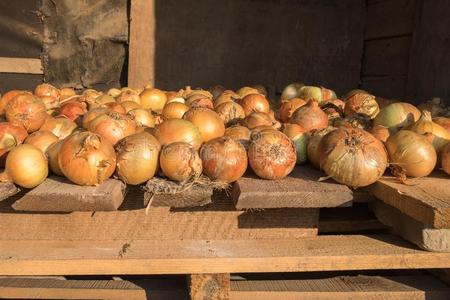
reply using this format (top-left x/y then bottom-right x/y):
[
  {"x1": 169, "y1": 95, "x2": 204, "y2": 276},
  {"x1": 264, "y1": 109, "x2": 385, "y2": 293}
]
[
  {"x1": 360, "y1": 75, "x2": 407, "y2": 99},
  {"x1": 12, "y1": 176, "x2": 126, "y2": 212},
  {"x1": 188, "y1": 274, "x2": 229, "y2": 300},
  {"x1": 0, "y1": 57, "x2": 43, "y2": 74},
  {"x1": 232, "y1": 166, "x2": 353, "y2": 209},
  {"x1": 1, "y1": 235, "x2": 450, "y2": 275},
  {"x1": 367, "y1": 174, "x2": 450, "y2": 229},
  {"x1": 0, "y1": 183, "x2": 19, "y2": 202}
]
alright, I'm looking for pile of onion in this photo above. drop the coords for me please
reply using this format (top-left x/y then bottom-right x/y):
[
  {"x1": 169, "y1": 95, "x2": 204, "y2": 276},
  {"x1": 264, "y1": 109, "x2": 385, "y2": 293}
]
[
  {"x1": 59, "y1": 131, "x2": 116, "y2": 185},
  {"x1": 115, "y1": 131, "x2": 161, "y2": 184},
  {"x1": 140, "y1": 88, "x2": 167, "y2": 112},
  {"x1": 374, "y1": 102, "x2": 420, "y2": 133},
  {"x1": 0, "y1": 90, "x2": 27, "y2": 114},
  {"x1": 127, "y1": 108, "x2": 155, "y2": 128},
  {"x1": 183, "y1": 108, "x2": 225, "y2": 142},
  {"x1": 441, "y1": 143, "x2": 450, "y2": 176},
  {"x1": 88, "y1": 112, "x2": 136, "y2": 145},
  {"x1": 289, "y1": 100, "x2": 328, "y2": 132},
  {"x1": 215, "y1": 102, "x2": 245, "y2": 126},
  {"x1": 40, "y1": 116, "x2": 77, "y2": 139},
  {"x1": 5, "y1": 93, "x2": 47, "y2": 132},
  {"x1": 239, "y1": 93, "x2": 270, "y2": 116},
  {"x1": 248, "y1": 129, "x2": 296, "y2": 179},
  {"x1": 344, "y1": 92, "x2": 379, "y2": 119},
  {"x1": 153, "y1": 118, "x2": 203, "y2": 150},
  {"x1": 318, "y1": 127, "x2": 388, "y2": 187},
  {"x1": 59, "y1": 101, "x2": 88, "y2": 122},
  {"x1": 200, "y1": 136, "x2": 248, "y2": 183},
  {"x1": 159, "y1": 142, "x2": 202, "y2": 182},
  {"x1": 35, "y1": 83, "x2": 60, "y2": 100},
  {"x1": 224, "y1": 125, "x2": 251, "y2": 149},
  {"x1": 283, "y1": 124, "x2": 309, "y2": 165},
  {"x1": 306, "y1": 126, "x2": 336, "y2": 169},
  {"x1": 25, "y1": 131, "x2": 58, "y2": 153},
  {"x1": 279, "y1": 98, "x2": 306, "y2": 122},
  {"x1": 161, "y1": 102, "x2": 189, "y2": 119},
  {"x1": 385, "y1": 130, "x2": 436, "y2": 178}
]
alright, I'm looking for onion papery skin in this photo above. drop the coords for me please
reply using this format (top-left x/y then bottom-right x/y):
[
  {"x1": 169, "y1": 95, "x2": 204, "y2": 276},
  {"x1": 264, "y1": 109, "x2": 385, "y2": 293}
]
[
  {"x1": 344, "y1": 89, "x2": 369, "y2": 101},
  {"x1": 298, "y1": 86, "x2": 323, "y2": 103},
  {"x1": 116, "y1": 90, "x2": 141, "y2": 105},
  {"x1": 370, "y1": 125, "x2": 390, "y2": 143},
  {"x1": 200, "y1": 136, "x2": 248, "y2": 183},
  {"x1": 214, "y1": 91, "x2": 239, "y2": 107},
  {"x1": 333, "y1": 113, "x2": 372, "y2": 131},
  {"x1": 88, "y1": 112, "x2": 136, "y2": 145},
  {"x1": 418, "y1": 98, "x2": 446, "y2": 117},
  {"x1": 240, "y1": 94, "x2": 270, "y2": 116},
  {"x1": 183, "y1": 108, "x2": 225, "y2": 143},
  {"x1": 34, "y1": 83, "x2": 60, "y2": 100},
  {"x1": 224, "y1": 125, "x2": 251, "y2": 149},
  {"x1": 244, "y1": 111, "x2": 276, "y2": 129},
  {"x1": 82, "y1": 107, "x2": 110, "y2": 129},
  {"x1": 140, "y1": 88, "x2": 167, "y2": 112},
  {"x1": 441, "y1": 143, "x2": 450, "y2": 176},
  {"x1": 107, "y1": 88, "x2": 122, "y2": 98},
  {"x1": 281, "y1": 82, "x2": 304, "y2": 100},
  {"x1": 59, "y1": 131, "x2": 116, "y2": 186},
  {"x1": 127, "y1": 108, "x2": 155, "y2": 128},
  {"x1": 0, "y1": 90, "x2": 28, "y2": 114},
  {"x1": 283, "y1": 124, "x2": 309, "y2": 165},
  {"x1": 321, "y1": 87, "x2": 337, "y2": 101},
  {"x1": 2, "y1": 144, "x2": 48, "y2": 188},
  {"x1": 40, "y1": 116, "x2": 77, "y2": 139},
  {"x1": 60, "y1": 87, "x2": 76, "y2": 101},
  {"x1": 248, "y1": 129, "x2": 296, "y2": 180},
  {"x1": 215, "y1": 101, "x2": 245, "y2": 126},
  {"x1": 183, "y1": 88, "x2": 213, "y2": 99},
  {"x1": 344, "y1": 93, "x2": 380, "y2": 119},
  {"x1": 46, "y1": 140, "x2": 64, "y2": 175},
  {"x1": 25, "y1": 130, "x2": 59, "y2": 153},
  {"x1": 318, "y1": 127, "x2": 388, "y2": 188},
  {"x1": 306, "y1": 126, "x2": 336, "y2": 169},
  {"x1": 121, "y1": 101, "x2": 141, "y2": 113},
  {"x1": 159, "y1": 142, "x2": 202, "y2": 182},
  {"x1": 5, "y1": 93, "x2": 47, "y2": 132},
  {"x1": 323, "y1": 98, "x2": 345, "y2": 110},
  {"x1": 0, "y1": 122, "x2": 28, "y2": 164},
  {"x1": 279, "y1": 98, "x2": 307, "y2": 123},
  {"x1": 166, "y1": 97, "x2": 186, "y2": 104},
  {"x1": 153, "y1": 118, "x2": 203, "y2": 150},
  {"x1": 115, "y1": 131, "x2": 161, "y2": 185},
  {"x1": 82, "y1": 89, "x2": 102, "y2": 107},
  {"x1": 209, "y1": 85, "x2": 227, "y2": 99},
  {"x1": 102, "y1": 102, "x2": 125, "y2": 114},
  {"x1": 289, "y1": 100, "x2": 328, "y2": 132},
  {"x1": 373, "y1": 102, "x2": 420, "y2": 133},
  {"x1": 406, "y1": 110, "x2": 450, "y2": 153},
  {"x1": 40, "y1": 95, "x2": 60, "y2": 111},
  {"x1": 385, "y1": 130, "x2": 436, "y2": 178},
  {"x1": 59, "y1": 101, "x2": 87, "y2": 122},
  {"x1": 162, "y1": 102, "x2": 189, "y2": 119},
  {"x1": 187, "y1": 97, "x2": 214, "y2": 110},
  {"x1": 236, "y1": 87, "x2": 260, "y2": 99},
  {"x1": 433, "y1": 117, "x2": 450, "y2": 134}
]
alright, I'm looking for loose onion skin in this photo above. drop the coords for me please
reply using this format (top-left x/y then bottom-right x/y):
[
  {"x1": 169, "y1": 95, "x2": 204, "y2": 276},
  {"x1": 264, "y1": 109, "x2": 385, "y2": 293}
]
[
  {"x1": 374, "y1": 102, "x2": 420, "y2": 133},
  {"x1": 88, "y1": 112, "x2": 136, "y2": 145},
  {"x1": 320, "y1": 87, "x2": 337, "y2": 101},
  {"x1": 306, "y1": 126, "x2": 336, "y2": 169},
  {"x1": 34, "y1": 83, "x2": 60, "y2": 100},
  {"x1": 433, "y1": 117, "x2": 450, "y2": 134},
  {"x1": 240, "y1": 94, "x2": 270, "y2": 116},
  {"x1": 244, "y1": 112, "x2": 276, "y2": 129},
  {"x1": 102, "y1": 102, "x2": 125, "y2": 114},
  {"x1": 59, "y1": 131, "x2": 116, "y2": 186},
  {"x1": 385, "y1": 130, "x2": 436, "y2": 178},
  {"x1": 200, "y1": 136, "x2": 248, "y2": 183},
  {"x1": 318, "y1": 127, "x2": 388, "y2": 188},
  {"x1": 0, "y1": 144, "x2": 48, "y2": 188},
  {"x1": 46, "y1": 140, "x2": 64, "y2": 175},
  {"x1": 140, "y1": 88, "x2": 167, "y2": 112},
  {"x1": 441, "y1": 143, "x2": 450, "y2": 176},
  {"x1": 0, "y1": 90, "x2": 28, "y2": 114},
  {"x1": 344, "y1": 89, "x2": 369, "y2": 100},
  {"x1": 236, "y1": 87, "x2": 260, "y2": 99},
  {"x1": 224, "y1": 125, "x2": 251, "y2": 149},
  {"x1": 323, "y1": 98, "x2": 345, "y2": 110},
  {"x1": 121, "y1": 101, "x2": 141, "y2": 113},
  {"x1": 0, "y1": 122, "x2": 28, "y2": 165},
  {"x1": 187, "y1": 97, "x2": 214, "y2": 110},
  {"x1": 248, "y1": 129, "x2": 296, "y2": 180},
  {"x1": 153, "y1": 118, "x2": 203, "y2": 150},
  {"x1": 289, "y1": 100, "x2": 328, "y2": 132},
  {"x1": 215, "y1": 101, "x2": 245, "y2": 126},
  {"x1": 214, "y1": 91, "x2": 239, "y2": 107},
  {"x1": 25, "y1": 131, "x2": 59, "y2": 153},
  {"x1": 40, "y1": 95, "x2": 60, "y2": 111},
  {"x1": 127, "y1": 108, "x2": 155, "y2": 128},
  {"x1": 183, "y1": 108, "x2": 225, "y2": 142},
  {"x1": 282, "y1": 124, "x2": 309, "y2": 165},
  {"x1": 162, "y1": 102, "x2": 189, "y2": 119},
  {"x1": 370, "y1": 125, "x2": 390, "y2": 143},
  {"x1": 115, "y1": 131, "x2": 161, "y2": 184},
  {"x1": 39, "y1": 116, "x2": 77, "y2": 139},
  {"x1": 5, "y1": 93, "x2": 47, "y2": 132},
  {"x1": 279, "y1": 98, "x2": 307, "y2": 122},
  {"x1": 59, "y1": 101, "x2": 87, "y2": 122},
  {"x1": 159, "y1": 142, "x2": 202, "y2": 182},
  {"x1": 82, "y1": 107, "x2": 110, "y2": 129},
  {"x1": 344, "y1": 93, "x2": 380, "y2": 119}
]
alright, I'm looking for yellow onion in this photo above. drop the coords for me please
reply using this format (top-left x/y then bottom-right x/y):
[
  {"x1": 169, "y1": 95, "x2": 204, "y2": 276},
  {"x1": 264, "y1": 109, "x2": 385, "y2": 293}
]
[
  {"x1": 215, "y1": 102, "x2": 245, "y2": 126},
  {"x1": 434, "y1": 117, "x2": 450, "y2": 134},
  {"x1": 318, "y1": 127, "x2": 388, "y2": 188},
  {"x1": 214, "y1": 91, "x2": 239, "y2": 107},
  {"x1": 0, "y1": 122, "x2": 28, "y2": 165},
  {"x1": 200, "y1": 136, "x2": 248, "y2": 183},
  {"x1": 5, "y1": 93, "x2": 47, "y2": 132},
  {"x1": 224, "y1": 125, "x2": 251, "y2": 149},
  {"x1": 370, "y1": 125, "x2": 390, "y2": 143},
  {"x1": 333, "y1": 114, "x2": 371, "y2": 130},
  {"x1": 159, "y1": 142, "x2": 202, "y2": 182},
  {"x1": 344, "y1": 89, "x2": 369, "y2": 100},
  {"x1": 40, "y1": 95, "x2": 60, "y2": 111},
  {"x1": 107, "y1": 88, "x2": 122, "y2": 98},
  {"x1": 166, "y1": 96, "x2": 186, "y2": 104},
  {"x1": 418, "y1": 98, "x2": 447, "y2": 117},
  {"x1": 34, "y1": 83, "x2": 60, "y2": 100},
  {"x1": 115, "y1": 131, "x2": 161, "y2": 184},
  {"x1": 127, "y1": 108, "x2": 155, "y2": 128},
  {"x1": 374, "y1": 102, "x2": 420, "y2": 133},
  {"x1": 40, "y1": 116, "x2": 77, "y2": 139},
  {"x1": 46, "y1": 140, "x2": 64, "y2": 175},
  {"x1": 279, "y1": 98, "x2": 307, "y2": 122},
  {"x1": 162, "y1": 102, "x2": 189, "y2": 119},
  {"x1": 82, "y1": 89, "x2": 102, "y2": 105},
  {"x1": 283, "y1": 124, "x2": 309, "y2": 164},
  {"x1": 59, "y1": 88, "x2": 76, "y2": 101},
  {"x1": 183, "y1": 108, "x2": 225, "y2": 142},
  {"x1": 0, "y1": 144, "x2": 48, "y2": 188},
  {"x1": 321, "y1": 87, "x2": 337, "y2": 101},
  {"x1": 344, "y1": 93, "x2": 380, "y2": 119},
  {"x1": 236, "y1": 86, "x2": 260, "y2": 98},
  {"x1": 244, "y1": 112, "x2": 277, "y2": 129},
  {"x1": 240, "y1": 93, "x2": 270, "y2": 116},
  {"x1": 307, "y1": 126, "x2": 336, "y2": 169},
  {"x1": 88, "y1": 112, "x2": 136, "y2": 145},
  {"x1": 385, "y1": 130, "x2": 436, "y2": 178},
  {"x1": 96, "y1": 94, "x2": 116, "y2": 105},
  {"x1": 59, "y1": 101, "x2": 87, "y2": 122},
  {"x1": 186, "y1": 97, "x2": 214, "y2": 110},
  {"x1": 281, "y1": 82, "x2": 305, "y2": 100},
  {"x1": 116, "y1": 90, "x2": 141, "y2": 105},
  {"x1": 298, "y1": 86, "x2": 323, "y2": 103},
  {"x1": 289, "y1": 100, "x2": 328, "y2": 132},
  {"x1": 25, "y1": 131, "x2": 59, "y2": 153},
  {"x1": 0, "y1": 90, "x2": 29, "y2": 114},
  {"x1": 140, "y1": 88, "x2": 167, "y2": 112},
  {"x1": 209, "y1": 85, "x2": 227, "y2": 99},
  {"x1": 101, "y1": 102, "x2": 125, "y2": 114},
  {"x1": 121, "y1": 101, "x2": 141, "y2": 113},
  {"x1": 441, "y1": 143, "x2": 450, "y2": 176},
  {"x1": 82, "y1": 107, "x2": 110, "y2": 129},
  {"x1": 183, "y1": 87, "x2": 213, "y2": 99},
  {"x1": 59, "y1": 131, "x2": 116, "y2": 185},
  {"x1": 153, "y1": 118, "x2": 202, "y2": 150}
]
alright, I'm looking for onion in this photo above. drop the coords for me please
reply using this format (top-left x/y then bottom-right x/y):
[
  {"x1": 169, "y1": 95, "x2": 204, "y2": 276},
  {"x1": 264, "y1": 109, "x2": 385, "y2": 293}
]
[
  {"x1": 46, "y1": 140, "x2": 64, "y2": 175},
  {"x1": 374, "y1": 102, "x2": 420, "y2": 133},
  {"x1": 406, "y1": 110, "x2": 450, "y2": 153},
  {"x1": 186, "y1": 97, "x2": 214, "y2": 110},
  {"x1": 0, "y1": 122, "x2": 28, "y2": 165},
  {"x1": 25, "y1": 130, "x2": 58, "y2": 153},
  {"x1": 441, "y1": 143, "x2": 450, "y2": 175},
  {"x1": 101, "y1": 102, "x2": 125, "y2": 114},
  {"x1": 306, "y1": 126, "x2": 336, "y2": 169},
  {"x1": 35, "y1": 83, "x2": 60, "y2": 99},
  {"x1": 166, "y1": 97, "x2": 186, "y2": 104},
  {"x1": 159, "y1": 142, "x2": 202, "y2": 182},
  {"x1": 115, "y1": 131, "x2": 161, "y2": 184},
  {"x1": 0, "y1": 144, "x2": 48, "y2": 188},
  {"x1": 183, "y1": 88, "x2": 213, "y2": 99},
  {"x1": 298, "y1": 86, "x2": 323, "y2": 103},
  {"x1": 370, "y1": 125, "x2": 390, "y2": 143},
  {"x1": 107, "y1": 88, "x2": 122, "y2": 98},
  {"x1": 121, "y1": 101, "x2": 141, "y2": 113},
  {"x1": 59, "y1": 101, "x2": 87, "y2": 122},
  {"x1": 140, "y1": 88, "x2": 167, "y2": 112},
  {"x1": 240, "y1": 93, "x2": 270, "y2": 116},
  {"x1": 281, "y1": 82, "x2": 304, "y2": 100},
  {"x1": 333, "y1": 114, "x2": 371, "y2": 130},
  {"x1": 323, "y1": 98, "x2": 345, "y2": 110},
  {"x1": 59, "y1": 88, "x2": 76, "y2": 101},
  {"x1": 321, "y1": 87, "x2": 337, "y2": 101},
  {"x1": 82, "y1": 107, "x2": 110, "y2": 129},
  {"x1": 318, "y1": 127, "x2": 388, "y2": 188},
  {"x1": 283, "y1": 124, "x2": 309, "y2": 164},
  {"x1": 244, "y1": 112, "x2": 277, "y2": 129},
  {"x1": 289, "y1": 100, "x2": 328, "y2": 132},
  {"x1": 127, "y1": 108, "x2": 155, "y2": 128},
  {"x1": 248, "y1": 129, "x2": 296, "y2": 179},
  {"x1": 165, "y1": 91, "x2": 180, "y2": 102},
  {"x1": 153, "y1": 118, "x2": 203, "y2": 150},
  {"x1": 59, "y1": 131, "x2": 116, "y2": 185},
  {"x1": 385, "y1": 130, "x2": 436, "y2": 178},
  {"x1": 40, "y1": 95, "x2": 60, "y2": 111},
  {"x1": 236, "y1": 86, "x2": 260, "y2": 98},
  {"x1": 200, "y1": 136, "x2": 248, "y2": 182},
  {"x1": 224, "y1": 125, "x2": 251, "y2": 149},
  {"x1": 5, "y1": 93, "x2": 47, "y2": 132},
  {"x1": 214, "y1": 90, "x2": 239, "y2": 107},
  {"x1": 376, "y1": 97, "x2": 396, "y2": 109},
  {"x1": 96, "y1": 94, "x2": 116, "y2": 106},
  {"x1": 418, "y1": 97, "x2": 446, "y2": 117},
  {"x1": 88, "y1": 112, "x2": 136, "y2": 145},
  {"x1": 321, "y1": 103, "x2": 344, "y2": 121},
  {"x1": 344, "y1": 92, "x2": 379, "y2": 119},
  {"x1": 39, "y1": 116, "x2": 76, "y2": 139},
  {"x1": 209, "y1": 85, "x2": 226, "y2": 99},
  {"x1": 183, "y1": 108, "x2": 225, "y2": 142},
  {"x1": 162, "y1": 102, "x2": 189, "y2": 119},
  {"x1": 0, "y1": 90, "x2": 28, "y2": 114},
  {"x1": 116, "y1": 90, "x2": 141, "y2": 105},
  {"x1": 215, "y1": 102, "x2": 245, "y2": 126},
  {"x1": 433, "y1": 117, "x2": 450, "y2": 134},
  {"x1": 344, "y1": 89, "x2": 369, "y2": 100},
  {"x1": 252, "y1": 84, "x2": 268, "y2": 96},
  {"x1": 279, "y1": 98, "x2": 307, "y2": 122}
]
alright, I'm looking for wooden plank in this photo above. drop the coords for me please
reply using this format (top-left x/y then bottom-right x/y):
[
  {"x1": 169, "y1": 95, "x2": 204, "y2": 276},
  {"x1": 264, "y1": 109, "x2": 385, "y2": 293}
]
[
  {"x1": 188, "y1": 274, "x2": 229, "y2": 300},
  {"x1": 367, "y1": 174, "x2": 450, "y2": 229},
  {"x1": 230, "y1": 275, "x2": 450, "y2": 300},
  {"x1": 128, "y1": 0, "x2": 154, "y2": 88},
  {"x1": 232, "y1": 166, "x2": 353, "y2": 209},
  {"x1": 366, "y1": 0, "x2": 417, "y2": 39},
  {"x1": 370, "y1": 201, "x2": 450, "y2": 252},
  {"x1": 11, "y1": 176, "x2": 126, "y2": 212},
  {"x1": 360, "y1": 76, "x2": 407, "y2": 99},
  {"x1": 0, "y1": 183, "x2": 19, "y2": 202},
  {"x1": 1, "y1": 235, "x2": 450, "y2": 275},
  {"x1": 0, "y1": 57, "x2": 43, "y2": 74}
]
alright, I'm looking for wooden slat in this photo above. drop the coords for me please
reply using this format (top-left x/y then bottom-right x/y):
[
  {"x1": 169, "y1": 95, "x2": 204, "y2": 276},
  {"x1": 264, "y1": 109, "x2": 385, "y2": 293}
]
[
  {"x1": 188, "y1": 274, "x2": 230, "y2": 300},
  {"x1": 232, "y1": 166, "x2": 353, "y2": 209},
  {"x1": 367, "y1": 174, "x2": 450, "y2": 229},
  {"x1": 0, "y1": 57, "x2": 43, "y2": 74},
  {"x1": 360, "y1": 76, "x2": 407, "y2": 99},
  {"x1": 230, "y1": 275, "x2": 450, "y2": 300},
  {"x1": 0, "y1": 183, "x2": 19, "y2": 202},
  {"x1": 1, "y1": 235, "x2": 450, "y2": 275},
  {"x1": 128, "y1": 0, "x2": 154, "y2": 88}
]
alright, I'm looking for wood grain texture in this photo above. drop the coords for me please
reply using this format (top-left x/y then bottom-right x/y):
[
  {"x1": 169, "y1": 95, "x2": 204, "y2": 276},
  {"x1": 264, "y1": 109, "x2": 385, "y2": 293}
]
[
  {"x1": 0, "y1": 183, "x2": 19, "y2": 202},
  {"x1": 361, "y1": 76, "x2": 407, "y2": 99},
  {"x1": 367, "y1": 174, "x2": 450, "y2": 229},
  {"x1": 11, "y1": 177, "x2": 126, "y2": 212},
  {"x1": 232, "y1": 166, "x2": 353, "y2": 209},
  {"x1": 188, "y1": 274, "x2": 229, "y2": 300},
  {"x1": 0, "y1": 57, "x2": 43, "y2": 74},
  {"x1": 1, "y1": 235, "x2": 450, "y2": 275}
]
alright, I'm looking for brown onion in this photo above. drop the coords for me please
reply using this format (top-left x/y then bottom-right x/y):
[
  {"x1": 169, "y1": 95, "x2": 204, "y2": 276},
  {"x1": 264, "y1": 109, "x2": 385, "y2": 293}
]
[
  {"x1": 283, "y1": 124, "x2": 309, "y2": 164},
  {"x1": 35, "y1": 83, "x2": 60, "y2": 100},
  {"x1": 116, "y1": 90, "x2": 140, "y2": 105},
  {"x1": 224, "y1": 125, "x2": 251, "y2": 149},
  {"x1": 441, "y1": 143, "x2": 450, "y2": 175},
  {"x1": 236, "y1": 87, "x2": 259, "y2": 99},
  {"x1": 121, "y1": 101, "x2": 141, "y2": 113},
  {"x1": 95, "y1": 94, "x2": 116, "y2": 106},
  {"x1": 88, "y1": 112, "x2": 136, "y2": 145},
  {"x1": 162, "y1": 102, "x2": 189, "y2": 119},
  {"x1": 215, "y1": 101, "x2": 245, "y2": 126},
  {"x1": 46, "y1": 140, "x2": 64, "y2": 175},
  {"x1": 344, "y1": 93, "x2": 379, "y2": 119},
  {"x1": 289, "y1": 100, "x2": 328, "y2": 132},
  {"x1": 183, "y1": 108, "x2": 225, "y2": 142},
  {"x1": 214, "y1": 91, "x2": 239, "y2": 107},
  {"x1": 333, "y1": 113, "x2": 371, "y2": 130},
  {"x1": 0, "y1": 90, "x2": 28, "y2": 114},
  {"x1": 82, "y1": 107, "x2": 110, "y2": 129},
  {"x1": 39, "y1": 116, "x2": 76, "y2": 139},
  {"x1": 200, "y1": 136, "x2": 248, "y2": 183},
  {"x1": 433, "y1": 117, "x2": 450, "y2": 134},
  {"x1": 248, "y1": 129, "x2": 296, "y2": 179},
  {"x1": 5, "y1": 93, "x2": 47, "y2": 132},
  {"x1": 418, "y1": 98, "x2": 446, "y2": 117},
  {"x1": 370, "y1": 125, "x2": 390, "y2": 143},
  {"x1": 25, "y1": 130, "x2": 58, "y2": 153},
  {"x1": 385, "y1": 130, "x2": 436, "y2": 178},
  {"x1": 183, "y1": 88, "x2": 212, "y2": 99},
  {"x1": 374, "y1": 102, "x2": 420, "y2": 133},
  {"x1": 40, "y1": 95, "x2": 60, "y2": 111},
  {"x1": 153, "y1": 118, "x2": 203, "y2": 150},
  {"x1": 279, "y1": 98, "x2": 307, "y2": 122},
  {"x1": 307, "y1": 126, "x2": 336, "y2": 169},
  {"x1": 0, "y1": 122, "x2": 28, "y2": 164},
  {"x1": 165, "y1": 91, "x2": 180, "y2": 102},
  {"x1": 101, "y1": 102, "x2": 125, "y2": 114},
  {"x1": 321, "y1": 87, "x2": 337, "y2": 101},
  {"x1": 59, "y1": 101, "x2": 87, "y2": 122},
  {"x1": 323, "y1": 98, "x2": 345, "y2": 110},
  {"x1": 107, "y1": 88, "x2": 122, "y2": 98},
  {"x1": 244, "y1": 112, "x2": 276, "y2": 129},
  {"x1": 159, "y1": 142, "x2": 202, "y2": 182},
  {"x1": 115, "y1": 131, "x2": 161, "y2": 184},
  {"x1": 60, "y1": 87, "x2": 76, "y2": 101},
  {"x1": 344, "y1": 89, "x2": 369, "y2": 100},
  {"x1": 240, "y1": 94, "x2": 270, "y2": 116},
  {"x1": 127, "y1": 108, "x2": 155, "y2": 128},
  {"x1": 140, "y1": 88, "x2": 167, "y2": 112},
  {"x1": 187, "y1": 97, "x2": 214, "y2": 110}
]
